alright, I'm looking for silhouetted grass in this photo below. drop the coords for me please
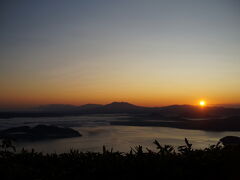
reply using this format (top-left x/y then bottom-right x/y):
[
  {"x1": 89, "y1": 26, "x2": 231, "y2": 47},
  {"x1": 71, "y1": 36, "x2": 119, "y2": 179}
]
[{"x1": 0, "y1": 138, "x2": 239, "y2": 180}]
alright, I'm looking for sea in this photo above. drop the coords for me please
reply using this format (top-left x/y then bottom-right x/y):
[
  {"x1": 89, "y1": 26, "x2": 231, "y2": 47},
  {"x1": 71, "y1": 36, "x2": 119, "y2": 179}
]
[{"x1": 1, "y1": 114, "x2": 240, "y2": 153}]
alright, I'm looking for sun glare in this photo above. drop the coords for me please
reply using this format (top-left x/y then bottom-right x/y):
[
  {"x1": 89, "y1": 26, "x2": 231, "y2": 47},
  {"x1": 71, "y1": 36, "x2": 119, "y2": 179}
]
[{"x1": 199, "y1": 100, "x2": 206, "y2": 107}]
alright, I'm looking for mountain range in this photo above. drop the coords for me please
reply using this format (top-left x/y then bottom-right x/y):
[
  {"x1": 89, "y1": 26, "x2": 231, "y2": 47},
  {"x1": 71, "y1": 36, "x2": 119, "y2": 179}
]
[{"x1": 1, "y1": 102, "x2": 240, "y2": 119}]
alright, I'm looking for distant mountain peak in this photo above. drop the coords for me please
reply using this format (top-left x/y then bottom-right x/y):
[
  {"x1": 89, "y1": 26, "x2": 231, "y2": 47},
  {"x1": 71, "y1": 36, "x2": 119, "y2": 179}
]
[
  {"x1": 79, "y1": 104, "x2": 103, "y2": 109},
  {"x1": 105, "y1": 102, "x2": 138, "y2": 107},
  {"x1": 108, "y1": 102, "x2": 133, "y2": 105}
]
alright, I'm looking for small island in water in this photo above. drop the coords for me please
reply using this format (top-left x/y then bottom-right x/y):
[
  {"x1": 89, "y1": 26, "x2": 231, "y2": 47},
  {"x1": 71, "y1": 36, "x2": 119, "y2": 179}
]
[{"x1": 0, "y1": 125, "x2": 81, "y2": 141}]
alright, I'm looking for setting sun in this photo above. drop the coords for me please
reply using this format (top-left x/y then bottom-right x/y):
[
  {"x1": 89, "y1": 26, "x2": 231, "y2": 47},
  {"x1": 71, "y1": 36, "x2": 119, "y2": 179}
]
[{"x1": 199, "y1": 100, "x2": 206, "y2": 107}]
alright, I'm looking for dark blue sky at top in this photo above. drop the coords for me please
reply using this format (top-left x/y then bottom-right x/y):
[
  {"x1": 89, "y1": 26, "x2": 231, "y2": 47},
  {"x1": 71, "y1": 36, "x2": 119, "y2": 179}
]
[{"x1": 2, "y1": 0, "x2": 240, "y2": 49}]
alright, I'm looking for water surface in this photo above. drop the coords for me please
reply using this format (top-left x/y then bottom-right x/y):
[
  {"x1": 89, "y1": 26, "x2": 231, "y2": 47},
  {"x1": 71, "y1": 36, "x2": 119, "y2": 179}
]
[{"x1": 1, "y1": 115, "x2": 240, "y2": 153}]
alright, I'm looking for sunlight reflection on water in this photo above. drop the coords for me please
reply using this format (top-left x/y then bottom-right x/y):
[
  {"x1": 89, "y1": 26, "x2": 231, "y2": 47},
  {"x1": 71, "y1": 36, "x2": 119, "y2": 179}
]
[
  {"x1": 1, "y1": 115, "x2": 240, "y2": 153},
  {"x1": 16, "y1": 125, "x2": 240, "y2": 153}
]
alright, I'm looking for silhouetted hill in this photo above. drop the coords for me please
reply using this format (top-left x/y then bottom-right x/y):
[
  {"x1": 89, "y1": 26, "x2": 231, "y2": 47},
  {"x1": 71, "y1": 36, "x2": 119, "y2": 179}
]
[
  {"x1": 0, "y1": 125, "x2": 81, "y2": 141},
  {"x1": 111, "y1": 116, "x2": 240, "y2": 131},
  {"x1": 36, "y1": 102, "x2": 146, "y2": 114},
  {"x1": 105, "y1": 102, "x2": 139, "y2": 108},
  {"x1": 220, "y1": 136, "x2": 240, "y2": 146},
  {"x1": 100, "y1": 102, "x2": 146, "y2": 113},
  {"x1": 80, "y1": 104, "x2": 103, "y2": 110},
  {"x1": 147, "y1": 105, "x2": 240, "y2": 118},
  {"x1": 20, "y1": 103, "x2": 240, "y2": 117}
]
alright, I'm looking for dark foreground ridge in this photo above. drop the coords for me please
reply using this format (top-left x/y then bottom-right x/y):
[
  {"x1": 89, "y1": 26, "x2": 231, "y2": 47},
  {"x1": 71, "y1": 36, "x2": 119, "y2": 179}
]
[
  {"x1": 0, "y1": 138, "x2": 240, "y2": 180},
  {"x1": 0, "y1": 125, "x2": 81, "y2": 141}
]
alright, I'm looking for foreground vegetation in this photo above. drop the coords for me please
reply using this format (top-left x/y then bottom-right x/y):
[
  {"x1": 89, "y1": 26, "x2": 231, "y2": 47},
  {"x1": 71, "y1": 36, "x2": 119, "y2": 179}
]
[{"x1": 0, "y1": 139, "x2": 240, "y2": 180}]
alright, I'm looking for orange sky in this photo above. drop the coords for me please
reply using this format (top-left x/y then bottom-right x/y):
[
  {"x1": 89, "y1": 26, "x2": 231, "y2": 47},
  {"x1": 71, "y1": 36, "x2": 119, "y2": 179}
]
[{"x1": 1, "y1": 0, "x2": 240, "y2": 108}]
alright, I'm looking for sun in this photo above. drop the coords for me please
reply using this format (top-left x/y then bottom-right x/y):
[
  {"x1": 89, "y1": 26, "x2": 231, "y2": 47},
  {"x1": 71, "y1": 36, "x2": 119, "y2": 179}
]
[{"x1": 199, "y1": 100, "x2": 206, "y2": 107}]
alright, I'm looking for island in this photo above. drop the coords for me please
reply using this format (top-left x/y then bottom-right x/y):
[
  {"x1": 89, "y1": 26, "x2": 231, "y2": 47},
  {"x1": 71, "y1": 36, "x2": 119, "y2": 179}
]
[
  {"x1": 220, "y1": 136, "x2": 240, "y2": 146},
  {"x1": 0, "y1": 125, "x2": 82, "y2": 141}
]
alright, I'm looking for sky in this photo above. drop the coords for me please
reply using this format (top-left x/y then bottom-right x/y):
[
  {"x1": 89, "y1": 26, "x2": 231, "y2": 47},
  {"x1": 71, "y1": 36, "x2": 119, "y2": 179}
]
[{"x1": 1, "y1": 0, "x2": 240, "y2": 108}]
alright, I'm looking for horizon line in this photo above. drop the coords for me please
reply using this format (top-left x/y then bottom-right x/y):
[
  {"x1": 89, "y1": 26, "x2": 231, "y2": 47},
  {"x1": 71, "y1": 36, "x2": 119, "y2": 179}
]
[{"x1": 1, "y1": 101, "x2": 240, "y2": 111}]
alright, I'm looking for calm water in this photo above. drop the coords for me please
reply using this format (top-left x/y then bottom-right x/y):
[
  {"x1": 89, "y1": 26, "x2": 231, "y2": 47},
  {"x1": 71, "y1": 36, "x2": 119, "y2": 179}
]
[{"x1": 1, "y1": 115, "x2": 240, "y2": 153}]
